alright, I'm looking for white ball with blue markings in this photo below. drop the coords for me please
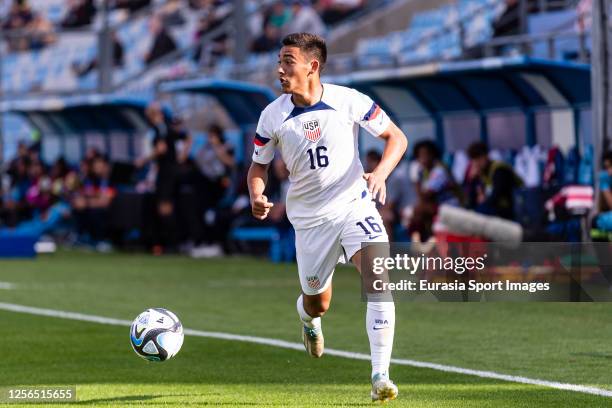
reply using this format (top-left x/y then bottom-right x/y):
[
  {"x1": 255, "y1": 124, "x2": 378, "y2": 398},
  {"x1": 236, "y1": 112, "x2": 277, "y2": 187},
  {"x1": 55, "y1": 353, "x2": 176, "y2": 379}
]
[{"x1": 130, "y1": 308, "x2": 184, "y2": 362}]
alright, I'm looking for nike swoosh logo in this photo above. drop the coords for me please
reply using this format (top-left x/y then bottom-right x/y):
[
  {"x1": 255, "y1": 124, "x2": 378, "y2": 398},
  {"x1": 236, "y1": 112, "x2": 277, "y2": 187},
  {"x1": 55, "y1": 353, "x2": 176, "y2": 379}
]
[
  {"x1": 368, "y1": 235, "x2": 382, "y2": 240},
  {"x1": 131, "y1": 327, "x2": 145, "y2": 346},
  {"x1": 373, "y1": 326, "x2": 388, "y2": 331}
]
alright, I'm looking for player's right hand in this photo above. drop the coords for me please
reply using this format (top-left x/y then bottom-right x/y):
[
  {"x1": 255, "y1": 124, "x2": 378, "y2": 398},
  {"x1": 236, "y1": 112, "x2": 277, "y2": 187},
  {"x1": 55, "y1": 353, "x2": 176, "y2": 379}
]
[{"x1": 251, "y1": 195, "x2": 274, "y2": 220}]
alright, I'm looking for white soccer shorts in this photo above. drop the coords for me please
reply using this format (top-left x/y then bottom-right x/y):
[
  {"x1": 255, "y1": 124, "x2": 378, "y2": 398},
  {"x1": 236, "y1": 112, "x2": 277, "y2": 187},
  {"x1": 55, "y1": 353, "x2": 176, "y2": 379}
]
[{"x1": 295, "y1": 192, "x2": 389, "y2": 295}]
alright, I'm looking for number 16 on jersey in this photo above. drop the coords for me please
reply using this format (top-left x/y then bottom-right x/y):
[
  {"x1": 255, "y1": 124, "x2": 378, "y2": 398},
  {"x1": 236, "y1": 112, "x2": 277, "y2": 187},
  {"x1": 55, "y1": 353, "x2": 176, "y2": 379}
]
[{"x1": 307, "y1": 146, "x2": 329, "y2": 169}]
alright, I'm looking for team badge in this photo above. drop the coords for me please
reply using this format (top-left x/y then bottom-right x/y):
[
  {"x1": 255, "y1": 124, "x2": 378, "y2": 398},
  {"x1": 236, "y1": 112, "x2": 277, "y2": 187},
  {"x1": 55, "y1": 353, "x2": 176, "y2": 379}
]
[
  {"x1": 302, "y1": 120, "x2": 322, "y2": 142},
  {"x1": 306, "y1": 275, "x2": 321, "y2": 289}
]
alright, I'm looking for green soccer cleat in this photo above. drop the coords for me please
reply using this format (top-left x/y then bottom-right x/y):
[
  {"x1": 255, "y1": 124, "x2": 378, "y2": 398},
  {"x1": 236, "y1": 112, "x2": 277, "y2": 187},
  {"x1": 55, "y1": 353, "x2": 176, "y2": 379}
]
[
  {"x1": 302, "y1": 325, "x2": 324, "y2": 358},
  {"x1": 371, "y1": 373, "x2": 398, "y2": 402}
]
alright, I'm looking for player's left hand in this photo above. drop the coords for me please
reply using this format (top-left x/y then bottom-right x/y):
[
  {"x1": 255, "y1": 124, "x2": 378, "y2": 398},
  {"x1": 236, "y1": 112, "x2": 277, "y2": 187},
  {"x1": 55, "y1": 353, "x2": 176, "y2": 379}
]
[{"x1": 363, "y1": 172, "x2": 386, "y2": 205}]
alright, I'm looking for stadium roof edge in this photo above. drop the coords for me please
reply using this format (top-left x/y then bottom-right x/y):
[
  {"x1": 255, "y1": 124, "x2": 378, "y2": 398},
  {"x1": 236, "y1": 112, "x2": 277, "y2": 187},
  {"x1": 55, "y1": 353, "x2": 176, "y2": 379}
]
[
  {"x1": 0, "y1": 94, "x2": 149, "y2": 113},
  {"x1": 322, "y1": 56, "x2": 590, "y2": 85},
  {"x1": 157, "y1": 78, "x2": 276, "y2": 101}
]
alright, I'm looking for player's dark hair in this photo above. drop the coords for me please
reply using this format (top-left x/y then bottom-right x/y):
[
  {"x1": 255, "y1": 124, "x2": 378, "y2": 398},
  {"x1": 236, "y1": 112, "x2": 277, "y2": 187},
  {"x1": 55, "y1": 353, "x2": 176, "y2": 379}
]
[
  {"x1": 467, "y1": 141, "x2": 489, "y2": 159},
  {"x1": 413, "y1": 140, "x2": 441, "y2": 160},
  {"x1": 281, "y1": 32, "x2": 327, "y2": 72}
]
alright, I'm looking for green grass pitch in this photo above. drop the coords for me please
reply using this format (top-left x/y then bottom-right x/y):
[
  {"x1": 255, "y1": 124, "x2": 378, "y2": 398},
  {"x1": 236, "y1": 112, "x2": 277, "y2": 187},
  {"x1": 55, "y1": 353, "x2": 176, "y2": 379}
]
[{"x1": 0, "y1": 251, "x2": 611, "y2": 407}]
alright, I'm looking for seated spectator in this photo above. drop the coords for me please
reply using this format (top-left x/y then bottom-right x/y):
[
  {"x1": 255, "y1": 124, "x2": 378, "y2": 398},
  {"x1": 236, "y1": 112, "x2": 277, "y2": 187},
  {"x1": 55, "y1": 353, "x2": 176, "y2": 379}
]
[
  {"x1": 251, "y1": 23, "x2": 281, "y2": 54},
  {"x1": 315, "y1": 0, "x2": 363, "y2": 25},
  {"x1": 110, "y1": 0, "x2": 151, "y2": 13},
  {"x1": 195, "y1": 124, "x2": 235, "y2": 211},
  {"x1": 193, "y1": 9, "x2": 228, "y2": 66},
  {"x1": 72, "y1": 155, "x2": 117, "y2": 247},
  {"x1": 61, "y1": 0, "x2": 96, "y2": 28},
  {"x1": 189, "y1": 0, "x2": 229, "y2": 9},
  {"x1": 3, "y1": 0, "x2": 34, "y2": 51},
  {"x1": 465, "y1": 141, "x2": 523, "y2": 220},
  {"x1": 409, "y1": 141, "x2": 461, "y2": 240},
  {"x1": 593, "y1": 151, "x2": 612, "y2": 233},
  {"x1": 144, "y1": 15, "x2": 178, "y2": 66},
  {"x1": 27, "y1": 13, "x2": 56, "y2": 50},
  {"x1": 283, "y1": 0, "x2": 326, "y2": 37},
  {"x1": 72, "y1": 31, "x2": 124, "y2": 77},
  {"x1": 0, "y1": 201, "x2": 71, "y2": 239},
  {"x1": 1, "y1": 156, "x2": 31, "y2": 227},
  {"x1": 25, "y1": 159, "x2": 53, "y2": 214},
  {"x1": 413, "y1": 140, "x2": 462, "y2": 206},
  {"x1": 265, "y1": 2, "x2": 292, "y2": 31},
  {"x1": 2, "y1": 0, "x2": 33, "y2": 31},
  {"x1": 159, "y1": 0, "x2": 185, "y2": 26}
]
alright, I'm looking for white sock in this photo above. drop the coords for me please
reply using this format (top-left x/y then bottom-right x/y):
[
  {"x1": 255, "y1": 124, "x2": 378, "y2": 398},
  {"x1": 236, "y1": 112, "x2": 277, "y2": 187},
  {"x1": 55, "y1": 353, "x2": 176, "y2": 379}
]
[
  {"x1": 366, "y1": 301, "x2": 395, "y2": 378},
  {"x1": 297, "y1": 294, "x2": 321, "y2": 329}
]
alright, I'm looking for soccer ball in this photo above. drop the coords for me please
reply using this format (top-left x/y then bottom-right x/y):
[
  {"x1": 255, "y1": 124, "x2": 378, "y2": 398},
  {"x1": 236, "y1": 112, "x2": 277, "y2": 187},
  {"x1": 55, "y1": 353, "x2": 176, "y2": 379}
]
[{"x1": 130, "y1": 308, "x2": 184, "y2": 362}]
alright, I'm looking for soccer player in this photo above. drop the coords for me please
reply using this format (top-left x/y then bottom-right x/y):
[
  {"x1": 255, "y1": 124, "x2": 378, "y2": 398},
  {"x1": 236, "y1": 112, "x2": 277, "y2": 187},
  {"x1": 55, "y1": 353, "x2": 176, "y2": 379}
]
[{"x1": 247, "y1": 32, "x2": 408, "y2": 402}]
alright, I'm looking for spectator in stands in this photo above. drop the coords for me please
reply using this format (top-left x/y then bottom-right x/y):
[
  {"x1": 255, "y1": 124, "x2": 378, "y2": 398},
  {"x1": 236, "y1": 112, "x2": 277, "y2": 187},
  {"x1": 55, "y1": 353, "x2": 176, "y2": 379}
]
[
  {"x1": 2, "y1": 0, "x2": 34, "y2": 51},
  {"x1": 158, "y1": 0, "x2": 185, "y2": 26},
  {"x1": 2, "y1": 0, "x2": 33, "y2": 31},
  {"x1": 189, "y1": 0, "x2": 229, "y2": 9},
  {"x1": 251, "y1": 22, "x2": 281, "y2": 53},
  {"x1": 25, "y1": 159, "x2": 53, "y2": 214},
  {"x1": 315, "y1": 0, "x2": 363, "y2": 25},
  {"x1": 465, "y1": 141, "x2": 523, "y2": 220},
  {"x1": 144, "y1": 15, "x2": 178, "y2": 66},
  {"x1": 593, "y1": 151, "x2": 612, "y2": 234},
  {"x1": 8, "y1": 141, "x2": 30, "y2": 176},
  {"x1": 408, "y1": 141, "x2": 461, "y2": 240},
  {"x1": 265, "y1": 2, "x2": 292, "y2": 30},
  {"x1": 1, "y1": 155, "x2": 30, "y2": 227},
  {"x1": 61, "y1": 0, "x2": 96, "y2": 28},
  {"x1": 72, "y1": 155, "x2": 116, "y2": 249},
  {"x1": 413, "y1": 140, "x2": 462, "y2": 206},
  {"x1": 195, "y1": 124, "x2": 235, "y2": 212},
  {"x1": 283, "y1": 0, "x2": 326, "y2": 37},
  {"x1": 192, "y1": 9, "x2": 228, "y2": 66},
  {"x1": 72, "y1": 31, "x2": 124, "y2": 77},
  {"x1": 27, "y1": 13, "x2": 56, "y2": 50},
  {"x1": 110, "y1": 0, "x2": 151, "y2": 13}
]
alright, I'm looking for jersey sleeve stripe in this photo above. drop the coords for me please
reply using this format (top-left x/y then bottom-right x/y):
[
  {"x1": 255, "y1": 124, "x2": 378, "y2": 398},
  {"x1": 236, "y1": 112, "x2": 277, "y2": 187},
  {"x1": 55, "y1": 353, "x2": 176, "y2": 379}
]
[
  {"x1": 254, "y1": 133, "x2": 271, "y2": 146},
  {"x1": 363, "y1": 103, "x2": 381, "y2": 121}
]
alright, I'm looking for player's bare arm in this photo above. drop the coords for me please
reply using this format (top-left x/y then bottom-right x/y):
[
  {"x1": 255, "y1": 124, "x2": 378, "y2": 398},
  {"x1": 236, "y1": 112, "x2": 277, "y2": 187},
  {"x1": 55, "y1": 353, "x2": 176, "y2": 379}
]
[
  {"x1": 247, "y1": 161, "x2": 274, "y2": 220},
  {"x1": 363, "y1": 122, "x2": 408, "y2": 205}
]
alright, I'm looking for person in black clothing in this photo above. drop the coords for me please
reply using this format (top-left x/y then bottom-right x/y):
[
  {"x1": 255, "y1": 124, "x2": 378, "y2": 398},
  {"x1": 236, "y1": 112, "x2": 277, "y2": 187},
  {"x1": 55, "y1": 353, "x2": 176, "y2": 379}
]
[
  {"x1": 72, "y1": 31, "x2": 124, "y2": 77},
  {"x1": 138, "y1": 102, "x2": 191, "y2": 254},
  {"x1": 110, "y1": 0, "x2": 151, "y2": 13},
  {"x1": 61, "y1": 0, "x2": 96, "y2": 28},
  {"x1": 465, "y1": 141, "x2": 523, "y2": 220},
  {"x1": 144, "y1": 15, "x2": 178, "y2": 66},
  {"x1": 192, "y1": 10, "x2": 228, "y2": 66},
  {"x1": 251, "y1": 23, "x2": 280, "y2": 54}
]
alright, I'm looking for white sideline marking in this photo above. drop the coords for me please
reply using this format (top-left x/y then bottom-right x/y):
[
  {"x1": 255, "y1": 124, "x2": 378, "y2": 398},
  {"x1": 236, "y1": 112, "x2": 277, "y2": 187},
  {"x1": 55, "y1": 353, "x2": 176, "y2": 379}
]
[
  {"x1": 0, "y1": 302, "x2": 611, "y2": 398},
  {"x1": 0, "y1": 282, "x2": 16, "y2": 290}
]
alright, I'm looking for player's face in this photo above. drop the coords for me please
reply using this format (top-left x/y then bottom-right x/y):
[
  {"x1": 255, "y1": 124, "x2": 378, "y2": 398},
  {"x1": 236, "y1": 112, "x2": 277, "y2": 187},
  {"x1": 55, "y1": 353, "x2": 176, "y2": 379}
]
[{"x1": 278, "y1": 46, "x2": 313, "y2": 94}]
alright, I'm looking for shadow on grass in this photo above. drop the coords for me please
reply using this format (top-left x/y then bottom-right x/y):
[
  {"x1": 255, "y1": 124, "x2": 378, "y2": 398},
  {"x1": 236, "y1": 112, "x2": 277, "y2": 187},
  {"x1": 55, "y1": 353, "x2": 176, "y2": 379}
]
[{"x1": 75, "y1": 395, "x2": 162, "y2": 405}]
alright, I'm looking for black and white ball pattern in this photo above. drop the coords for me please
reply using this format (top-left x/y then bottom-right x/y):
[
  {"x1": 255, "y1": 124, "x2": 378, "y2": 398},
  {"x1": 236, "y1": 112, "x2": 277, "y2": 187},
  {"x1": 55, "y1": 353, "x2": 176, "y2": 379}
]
[{"x1": 130, "y1": 308, "x2": 184, "y2": 362}]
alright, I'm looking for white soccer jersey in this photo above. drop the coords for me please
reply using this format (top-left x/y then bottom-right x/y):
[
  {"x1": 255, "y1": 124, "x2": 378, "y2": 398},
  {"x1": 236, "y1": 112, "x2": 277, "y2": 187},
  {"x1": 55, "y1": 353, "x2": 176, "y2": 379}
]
[{"x1": 252, "y1": 83, "x2": 391, "y2": 230}]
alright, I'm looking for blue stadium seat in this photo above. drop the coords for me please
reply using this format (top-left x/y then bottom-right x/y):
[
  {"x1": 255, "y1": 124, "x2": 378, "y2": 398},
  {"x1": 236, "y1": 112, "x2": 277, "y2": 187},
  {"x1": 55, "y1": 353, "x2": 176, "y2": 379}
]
[
  {"x1": 230, "y1": 227, "x2": 295, "y2": 263},
  {"x1": 0, "y1": 235, "x2": 37, "y2": 258}
]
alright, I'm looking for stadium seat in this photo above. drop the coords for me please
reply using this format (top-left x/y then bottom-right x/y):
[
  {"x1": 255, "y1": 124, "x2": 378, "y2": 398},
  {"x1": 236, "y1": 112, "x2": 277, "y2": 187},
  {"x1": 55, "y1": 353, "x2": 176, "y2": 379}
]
[
  {"x1": 0, "y1": 235, "x2": 37, "y2": 258},
  {"x1": 230, "y1": 227, "x2": 295, "y2": 263}
]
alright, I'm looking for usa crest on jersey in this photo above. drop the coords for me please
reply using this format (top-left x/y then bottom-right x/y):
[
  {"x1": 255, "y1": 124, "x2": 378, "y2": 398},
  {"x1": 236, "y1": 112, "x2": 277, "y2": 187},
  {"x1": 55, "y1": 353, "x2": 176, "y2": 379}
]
[
  {"x1": 302, "y1": 119, "x2": 322, "y2": 142},
  {"x1": 306, "y1": 275, "x2": 321, "y2": 289}
]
